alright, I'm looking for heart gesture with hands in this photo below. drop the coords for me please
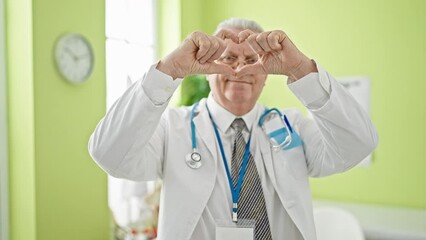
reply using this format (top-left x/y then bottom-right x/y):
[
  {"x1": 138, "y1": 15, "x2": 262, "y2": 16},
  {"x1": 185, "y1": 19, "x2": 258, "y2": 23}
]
[
  {"x1": 156, "y1": 30, "x2": 239, "y2": 79},
  {"x1": 156, "y1": 29, "x2": 317, "y2": 81},
  {"x1": 236, "y1": 29, "x2": 317, "y2": 80}
]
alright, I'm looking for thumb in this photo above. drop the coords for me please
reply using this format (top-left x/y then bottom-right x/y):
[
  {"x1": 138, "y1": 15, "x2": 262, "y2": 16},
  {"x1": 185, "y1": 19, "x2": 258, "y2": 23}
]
[
  {"x1": 236, "y1": 62, "x2": 266, "y2": 77},
  {"x1": 204, "y1": 62, "x2": 236, "y2": 76}
]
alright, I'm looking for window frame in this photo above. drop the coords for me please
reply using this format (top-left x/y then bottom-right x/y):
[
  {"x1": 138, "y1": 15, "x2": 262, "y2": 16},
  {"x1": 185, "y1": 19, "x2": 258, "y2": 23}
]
[{"x1": 0, "y1": 0, "x2": 10, "y2": 238}]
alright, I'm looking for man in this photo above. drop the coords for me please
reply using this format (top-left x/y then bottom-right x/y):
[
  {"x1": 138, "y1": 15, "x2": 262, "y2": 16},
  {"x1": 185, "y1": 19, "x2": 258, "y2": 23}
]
[{"x1": 89, "y1": 18, "x2": 378, "y2": 240}]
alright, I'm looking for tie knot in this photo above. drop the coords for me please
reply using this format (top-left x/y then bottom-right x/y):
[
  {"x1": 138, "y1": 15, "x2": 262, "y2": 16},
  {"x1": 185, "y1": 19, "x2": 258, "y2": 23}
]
[{"x1": 231, "y1": 118, "x2": 246, "y2": 132}]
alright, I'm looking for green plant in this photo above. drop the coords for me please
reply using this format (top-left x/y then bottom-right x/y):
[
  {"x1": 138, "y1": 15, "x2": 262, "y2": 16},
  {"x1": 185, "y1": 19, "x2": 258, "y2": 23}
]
[{"x1": 179, "y1": 74, "x2": 210, "y2": 106}]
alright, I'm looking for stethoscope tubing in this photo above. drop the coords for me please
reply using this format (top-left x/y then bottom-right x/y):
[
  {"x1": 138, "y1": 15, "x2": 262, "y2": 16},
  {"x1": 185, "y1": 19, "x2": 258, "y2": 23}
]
[
  {"x1": 186, "y1": 102, "x2": 294, "y2": 169},
  {"x1": 258, "y1": 107, "x2": 293, "y2": 134}
]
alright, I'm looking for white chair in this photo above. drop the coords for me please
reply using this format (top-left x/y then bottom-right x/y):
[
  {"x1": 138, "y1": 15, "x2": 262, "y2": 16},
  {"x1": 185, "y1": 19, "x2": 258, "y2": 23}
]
[{"x1": 314, "y1": 207, "x2": 365, "y2": 240}]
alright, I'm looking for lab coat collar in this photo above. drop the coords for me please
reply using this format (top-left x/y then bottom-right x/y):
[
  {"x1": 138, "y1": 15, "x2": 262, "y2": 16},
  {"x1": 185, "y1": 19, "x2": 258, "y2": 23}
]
[{"x1": 206, "y1": 94, "x2": 259, "y2": 133}]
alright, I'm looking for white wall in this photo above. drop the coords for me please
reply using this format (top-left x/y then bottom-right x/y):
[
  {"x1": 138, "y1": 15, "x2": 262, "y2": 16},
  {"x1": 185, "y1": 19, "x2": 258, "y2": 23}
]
[{"x1": 0, "y1": 0, "x2": 10, "y2": 238}]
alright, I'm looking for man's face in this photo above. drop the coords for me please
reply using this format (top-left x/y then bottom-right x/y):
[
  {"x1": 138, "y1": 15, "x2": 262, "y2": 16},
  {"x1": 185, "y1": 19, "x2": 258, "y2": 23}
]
[{"x1": 208, "y1": 28, "x2": 267, "y2": 110}]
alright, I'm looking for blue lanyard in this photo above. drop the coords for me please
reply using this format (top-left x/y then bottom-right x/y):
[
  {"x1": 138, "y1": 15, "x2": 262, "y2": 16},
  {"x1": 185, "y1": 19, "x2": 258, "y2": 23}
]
[{"x1": 206, "y1": 105, "x2": 251, "y2": 222}]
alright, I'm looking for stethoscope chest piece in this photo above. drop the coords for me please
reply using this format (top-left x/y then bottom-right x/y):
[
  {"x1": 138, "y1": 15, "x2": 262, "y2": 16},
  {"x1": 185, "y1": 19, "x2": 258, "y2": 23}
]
[{"x1": 185, "y1": 151, "x2": 202, "y2": 169}]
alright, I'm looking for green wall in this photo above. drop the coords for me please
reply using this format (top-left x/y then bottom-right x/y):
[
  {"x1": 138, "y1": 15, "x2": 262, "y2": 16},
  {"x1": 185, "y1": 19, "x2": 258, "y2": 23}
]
[
  {"x1": 171, "y1": 0, "x2": 426, "y2": 209},
  {"x1": 5, "y1": 0, "x2": 425, "y2": 239},
  {"x1": 6, "y1": 0, "x2": 36, "y2": 239},
  {"x1": 6, "y1": 0, "x2": 109, "y2": 239}
]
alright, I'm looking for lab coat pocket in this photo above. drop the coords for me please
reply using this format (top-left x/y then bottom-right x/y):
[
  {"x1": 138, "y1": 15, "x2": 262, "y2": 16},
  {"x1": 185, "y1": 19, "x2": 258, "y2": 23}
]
[{"x1": 274, "y1": 146, "x2": 308, "y2": 180}]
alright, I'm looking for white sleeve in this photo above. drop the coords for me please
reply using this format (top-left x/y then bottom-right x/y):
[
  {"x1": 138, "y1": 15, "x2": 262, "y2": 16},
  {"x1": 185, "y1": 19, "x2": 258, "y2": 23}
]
[
  {"x1": 88, "y1": 63, "x2": 182, "y2": 181},
  {"x1": 288, "y1": 72, "x2": 329, "y2": 109},
  {"x1": 142, "y1": 63, "x2": 182, "y2": 105},
  {"x1": 288, "y1": 62, "x2": 378, "y2": 177}
]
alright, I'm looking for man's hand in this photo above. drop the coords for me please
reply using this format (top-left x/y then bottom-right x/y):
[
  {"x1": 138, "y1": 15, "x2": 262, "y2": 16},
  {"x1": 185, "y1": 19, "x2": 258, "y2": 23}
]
[
  {"x1": 236, "y1": 30, "x2": 317, "y2": 81},
  {"x1": 156, "y1": 30, "x2": 239, "y2": 79}
]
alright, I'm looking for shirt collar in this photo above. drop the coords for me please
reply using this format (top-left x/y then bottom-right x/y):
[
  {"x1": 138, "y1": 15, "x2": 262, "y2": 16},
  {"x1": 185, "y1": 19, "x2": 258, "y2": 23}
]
[{"x1": 206, "y1": 94, "x2": 259, "y2": 133}]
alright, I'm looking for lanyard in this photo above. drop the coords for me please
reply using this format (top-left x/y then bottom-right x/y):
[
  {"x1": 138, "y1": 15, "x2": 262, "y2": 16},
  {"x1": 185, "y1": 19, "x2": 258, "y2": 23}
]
[{"x1": 206, "y1": 105, "x2": 252, "y2": 222}]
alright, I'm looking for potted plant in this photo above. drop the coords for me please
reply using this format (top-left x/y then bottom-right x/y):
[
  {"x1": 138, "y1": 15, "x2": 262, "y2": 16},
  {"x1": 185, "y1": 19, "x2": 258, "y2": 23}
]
[{"x1": 179, "y1": 74, "x2": 210, "y2": 106}]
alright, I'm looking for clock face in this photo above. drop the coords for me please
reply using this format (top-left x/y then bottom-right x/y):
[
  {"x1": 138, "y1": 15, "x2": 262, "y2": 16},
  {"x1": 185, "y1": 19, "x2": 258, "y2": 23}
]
[{"x1": 55, "y1": 34, "x2": 94, "y2": 84}]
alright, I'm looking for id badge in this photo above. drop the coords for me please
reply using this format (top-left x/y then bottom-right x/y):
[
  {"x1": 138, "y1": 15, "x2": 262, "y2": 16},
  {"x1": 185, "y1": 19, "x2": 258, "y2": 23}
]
[{"x1": 215, "y1": 219, "x2": 255, "y2": 240}]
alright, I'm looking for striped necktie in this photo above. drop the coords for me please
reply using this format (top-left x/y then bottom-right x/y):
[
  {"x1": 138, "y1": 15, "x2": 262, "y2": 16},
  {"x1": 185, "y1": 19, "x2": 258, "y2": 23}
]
[{"x1": 231, "y1": 118, "x2": 272, "y2": 240}]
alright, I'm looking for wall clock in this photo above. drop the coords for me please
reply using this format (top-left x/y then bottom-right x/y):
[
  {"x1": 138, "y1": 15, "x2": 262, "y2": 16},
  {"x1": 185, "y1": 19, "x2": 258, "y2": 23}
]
[{"x1": 55, "y1": 33, "x2": 94, "y2": 84}]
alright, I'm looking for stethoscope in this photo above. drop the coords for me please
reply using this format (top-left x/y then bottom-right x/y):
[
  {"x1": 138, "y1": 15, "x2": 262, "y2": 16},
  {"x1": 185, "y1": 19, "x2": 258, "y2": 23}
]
[{"x1": 185, "y1": 102, "x2": 294, "y2": 169}]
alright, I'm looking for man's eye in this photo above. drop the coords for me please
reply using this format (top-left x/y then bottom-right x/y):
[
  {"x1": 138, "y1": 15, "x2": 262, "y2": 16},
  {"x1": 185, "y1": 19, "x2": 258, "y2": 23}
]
[
  {"x1": 221, "y1": 56, "x2": 236, "y2": 63},
  {"x1": 246, "y1": 59, "x2": 257, "y2": 64}
]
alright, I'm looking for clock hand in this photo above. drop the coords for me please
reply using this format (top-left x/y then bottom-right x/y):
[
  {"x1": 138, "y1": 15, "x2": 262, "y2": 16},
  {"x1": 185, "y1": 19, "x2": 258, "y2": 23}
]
[
  {"x1": 64, "y1": 47, "x2": 78, "y2": 61},
  {"x1": 76, "y1": 53, "x2": 89, "y2": 60}
]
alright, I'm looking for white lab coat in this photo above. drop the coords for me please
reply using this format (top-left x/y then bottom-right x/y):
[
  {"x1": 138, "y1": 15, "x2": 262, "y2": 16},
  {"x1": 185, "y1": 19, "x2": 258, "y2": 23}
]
[{"x1": 88, "y1": 64, "x2": 378, "y2": 240}]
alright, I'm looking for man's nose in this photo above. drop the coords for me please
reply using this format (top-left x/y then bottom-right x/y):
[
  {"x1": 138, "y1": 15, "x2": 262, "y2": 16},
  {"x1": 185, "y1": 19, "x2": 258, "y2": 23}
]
[{"x1": 231, "y1": 60, "x2": 246, "y2": 70}]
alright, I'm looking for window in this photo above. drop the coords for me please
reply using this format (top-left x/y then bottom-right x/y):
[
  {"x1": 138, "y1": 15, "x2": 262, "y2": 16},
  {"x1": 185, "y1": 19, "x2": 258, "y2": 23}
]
[
  {"x1": 106, "y1": 0, "x2": 156, "y2": 104},
  {"x1": 105, "y1": 0, "x2": 158, "y2": 237}
]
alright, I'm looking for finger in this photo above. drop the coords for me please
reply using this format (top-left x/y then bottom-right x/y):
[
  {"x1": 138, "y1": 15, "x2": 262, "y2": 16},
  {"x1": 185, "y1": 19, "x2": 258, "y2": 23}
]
[
  {"x1": 267, "y1": 31, "x2": 283, "y2": 51},
  {"x1": 193, "y1": 34, "x2": 213, "y2": 62},
  {"x1": 206, "y1": 39, "x2": 227, "y2": 63},
  {"x1": 256, "y1": 32, "x2": 273, "y2": 52},
  {"x1": 205, "y1": 62, "x2": 236, "y2": 76},
  {"x1": 246, "y1": 34, "x2": 265, "y2": 54},
  {"x1": 238, "y1": 29, "x2": 255, "y2": 43},
  {"x1": 214, "y1": 29, "x2": 238, "y2": 43},
  {"x1": 236, "y1": 62, "x2": 266, "y2": 77},
  {"x1": 199, "y1": 38, "x2": 222, "y2": 63}
]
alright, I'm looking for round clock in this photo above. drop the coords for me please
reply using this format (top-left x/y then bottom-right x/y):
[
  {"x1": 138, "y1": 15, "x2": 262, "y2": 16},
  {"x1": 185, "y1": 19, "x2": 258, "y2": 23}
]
[{"x1": 55, "y1": 33, "x2": 94, "y2": 84}]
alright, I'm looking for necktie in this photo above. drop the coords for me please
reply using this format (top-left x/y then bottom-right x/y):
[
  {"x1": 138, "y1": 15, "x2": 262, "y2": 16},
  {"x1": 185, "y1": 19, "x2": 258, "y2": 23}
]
[{"x1": 231, "y1": 118, "x2": 272, "y2": 240}]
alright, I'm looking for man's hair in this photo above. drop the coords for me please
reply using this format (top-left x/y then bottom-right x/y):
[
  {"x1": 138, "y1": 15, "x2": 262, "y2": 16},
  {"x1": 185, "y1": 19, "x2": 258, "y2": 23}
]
[{"x1": 214, "y1": 18, "x2": 264, "y2": 34}]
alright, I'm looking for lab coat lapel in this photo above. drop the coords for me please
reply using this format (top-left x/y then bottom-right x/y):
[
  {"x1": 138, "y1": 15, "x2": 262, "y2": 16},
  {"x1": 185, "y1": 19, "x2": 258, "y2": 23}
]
[
  {"x1": 174, "y1": 101, "x2": 218, "y2": 240},
  {"x1": 253, "y1": 106, "x2": 300, "y2": 208},
  {"x1": 192, "y1": 100, "x2": 218, "y2": 168},
  {"x1": 253, "y1": 113, "x2": 309, "y2": 239},
  {"x1": 252, "y1": 124, "x2": 278, "y2": 190}
]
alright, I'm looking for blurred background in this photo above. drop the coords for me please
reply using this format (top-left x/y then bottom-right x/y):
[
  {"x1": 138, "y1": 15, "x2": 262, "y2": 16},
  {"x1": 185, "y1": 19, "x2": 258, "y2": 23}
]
[{"x1": 1, "y1": 0, "x2": 425, "y2": 239}]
